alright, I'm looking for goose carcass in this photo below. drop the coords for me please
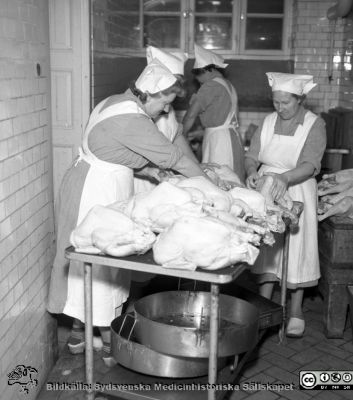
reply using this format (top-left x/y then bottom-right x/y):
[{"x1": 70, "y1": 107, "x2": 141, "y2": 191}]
[
  {"x1": 126, "y1": 181, "x2": 204, "y2": 232},
  {"x1": 70, "y1": 205, "x2": 156, "y2": 256},
  {"x1": 153, "y1": 216, "x2": 260, "y2": 271},
  {"x1": 176, "y1": 176, "x2": 233, "y2": 211}
]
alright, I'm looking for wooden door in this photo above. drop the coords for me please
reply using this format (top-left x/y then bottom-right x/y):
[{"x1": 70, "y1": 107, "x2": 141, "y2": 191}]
[{"x1": 49, "y1": 0, "x2": 90, "y2": 200}]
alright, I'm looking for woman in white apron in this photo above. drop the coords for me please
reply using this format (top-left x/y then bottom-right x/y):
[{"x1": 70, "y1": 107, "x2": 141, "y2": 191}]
[
  {"x1": 182, "y1": 44, "x2": 245, "y2": 182},
  {"x1": 47, "y1": 59, "x2": 208, "y2": 356},
  {"x1": 134, "y1": 46, "x2": 197, "y2": 195},
  {"x1": 245, "y1": 73, "x2": 326, "y2": 337},
  {"x1": 132, "y1": 47, "x2": 200, "y2": 290}
]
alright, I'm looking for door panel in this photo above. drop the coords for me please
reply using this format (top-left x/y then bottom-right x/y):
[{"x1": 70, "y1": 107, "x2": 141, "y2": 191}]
[
  {"x1": 51, "y1": 70, "x2": 73, "y2": 128},
  {"x1": 49, "y1": 0, "x2": 72, "y2": 49},
  {"x1": 49, "y1": 0, "x2": 90, "y2": 200}
]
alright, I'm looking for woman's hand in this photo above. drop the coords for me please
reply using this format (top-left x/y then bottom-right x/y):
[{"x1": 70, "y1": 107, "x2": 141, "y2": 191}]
[
  {"x1": 136, "y1": 166, "x2": 161, "y2": 182},
  {"x1": 187, "y1": 129, "x2": 204, "y2": 141},
  {"x1": 158, "y1": 169, "x2": 175, "y2": 181},
  {"x1": 269, "y1": 173, "x2": 289, "y2": 201},
  {"x1": 217, "y1": 179, "x2": 237, "y2": 191},
  {"x1": 246, "y1": 171, "x2": 260, "y2": 189}
]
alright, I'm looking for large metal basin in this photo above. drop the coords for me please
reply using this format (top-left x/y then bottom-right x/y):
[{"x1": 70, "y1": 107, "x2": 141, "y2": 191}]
[
  {"x1": 134, "y1": 291, "x2": 259, "y2": 358},
  {"x1": 111, "y1": 313, "x2": 228, "y2": 377}
]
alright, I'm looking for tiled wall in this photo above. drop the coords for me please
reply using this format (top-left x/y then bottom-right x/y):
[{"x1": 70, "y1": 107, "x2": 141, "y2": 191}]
[
  {"x1": 339, "y1": 14, "x2": 353, "y2": 108},
  {"x1": 293, "y1": 0, "x2": 346, "y2": 113},
  {"x1": 0, "y1": 1, "x2": 56, "y2": 399}
]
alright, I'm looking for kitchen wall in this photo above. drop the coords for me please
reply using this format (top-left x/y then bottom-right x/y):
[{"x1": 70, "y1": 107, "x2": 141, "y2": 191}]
[
  {"x1": 293, "y1": 0, "x2": 345, "y2": 113},
  {"x1": 0, "y1": 1, "x2": 56, "y2": 399},
  {"x1": 339, "y1": 11, "x2": 353, "y2": 108}
]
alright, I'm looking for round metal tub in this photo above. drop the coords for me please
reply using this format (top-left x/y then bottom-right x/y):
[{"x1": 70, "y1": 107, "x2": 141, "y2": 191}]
[
  {"x1": 111, "y1": 313, "x2": 228, "y2": 378},
  {"x1": 134, "y1": 291, "x2": 259, "y2": 358}
]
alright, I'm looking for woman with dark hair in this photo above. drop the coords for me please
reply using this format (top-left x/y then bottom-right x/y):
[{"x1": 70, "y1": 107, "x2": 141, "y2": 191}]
[
  {"x1": 47, "y1": 59, "x2": 208, "y2": 358},
  {"x1": 182, "y1": 44, "x2": 245, "y2": 181},
  {"x1": 245, "y1": 72, "x2": 326, "y2": 338}
]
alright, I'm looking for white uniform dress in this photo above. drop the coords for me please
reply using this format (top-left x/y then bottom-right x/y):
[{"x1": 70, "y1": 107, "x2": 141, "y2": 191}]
[
  {"x1": 251, "y1": 111, "x2": 320, "y2": 289},
  {"x1": 63, "y1": 99, "x2": 151, "y2": 326}
]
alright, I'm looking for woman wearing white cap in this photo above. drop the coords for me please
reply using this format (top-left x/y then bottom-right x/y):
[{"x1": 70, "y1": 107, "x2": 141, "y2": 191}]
[
  {"x1": 182, "y1": 44, "x2": 245, "y2": 181},
  {"x1": 134, "y1": 46, "x2": 198, "y2": 195},
  {"x1": 130, "y1": 47, "x2": 200, "y2": 290},
  {"x1": 245, "y1": 72, "x2": 326, "y2": 337},
  {"x1": 47, "y1": 59, "x2": 208, "y2": 357}
]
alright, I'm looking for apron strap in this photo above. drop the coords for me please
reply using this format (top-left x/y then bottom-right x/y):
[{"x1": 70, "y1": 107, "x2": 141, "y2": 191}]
[
  {"x1": 79, "y1": 99, "x2": 150, "y2": 164},
  {"x1": 212, "y1": 77, "x2": 239, "y2": 128}
]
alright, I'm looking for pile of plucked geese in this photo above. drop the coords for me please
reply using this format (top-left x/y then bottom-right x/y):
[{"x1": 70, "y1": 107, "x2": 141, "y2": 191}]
[{"x1": 71, "y1": 165, "x2": 299, "y2": 270}]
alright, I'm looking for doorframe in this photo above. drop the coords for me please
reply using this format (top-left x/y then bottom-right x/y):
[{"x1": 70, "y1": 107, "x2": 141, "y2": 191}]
[{"x1": 81, "y1": 0, "x2": 91, "y2": 130}]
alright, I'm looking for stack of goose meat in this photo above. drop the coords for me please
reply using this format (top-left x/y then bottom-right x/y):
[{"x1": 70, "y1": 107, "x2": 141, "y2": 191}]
[
  {"x1": 317, "y1": 168, "x2": 353, "y2": 221},
  {"x1": 70, "y1": 168, "x2": 297, "y2": 271}
]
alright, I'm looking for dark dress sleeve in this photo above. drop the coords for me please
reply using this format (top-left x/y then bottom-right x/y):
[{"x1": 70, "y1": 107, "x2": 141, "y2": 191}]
[
  {"x1": 116, "y1": 114, "x2": 183, "y2": 169},
  {"x1": 297, "y1": 116, "x2": 326, "y2": 175},
  {"x1": 194, "y1": 81, "x2": 223, "y2": 111}
]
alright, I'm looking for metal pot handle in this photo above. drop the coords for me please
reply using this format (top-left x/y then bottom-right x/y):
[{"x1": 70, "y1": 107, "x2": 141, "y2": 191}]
[{"x1": 118, "y1": 313, "x2": 136, "y2": 342}]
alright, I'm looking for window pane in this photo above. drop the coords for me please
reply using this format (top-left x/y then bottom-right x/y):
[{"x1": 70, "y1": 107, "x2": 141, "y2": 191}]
[
  {"x1": 195, "y1": 0, "x2": 233, "y2": 13},
  {"x1": 247, "y1": 0, "x2": 284, "y2": 14},
  {"x1": 245, "y1": 18, "x2": 282, "y2": 50},
  {"x1": 107, "y1": 0, "x2": 140, "y2": 12},
  {"x1": 143, "y1": 0, "x2": 181, "y2": 12},
  {"x1": 144, "y1": 16, "x2": 180, "y2": 48},
  {"x1": 107, "y1": 15, "x2": 141, "y2": 48},
  {"x1": 195, "y1": 17, "x2": 232, "y2": 50}
]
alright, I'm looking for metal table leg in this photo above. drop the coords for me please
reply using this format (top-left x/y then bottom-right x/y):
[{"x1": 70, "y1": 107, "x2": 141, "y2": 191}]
[
  {"x1": 208, "y1": 283, "x2": 220, "y2": 400},
  {"x1": 278, "y1": 227, "x2": 290, "y2": 344},
  {"x1": 84, "y1": 262, "x2": 95, "y2": 400}
]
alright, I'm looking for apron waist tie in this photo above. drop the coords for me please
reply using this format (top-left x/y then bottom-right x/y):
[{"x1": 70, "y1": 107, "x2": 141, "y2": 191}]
[
  {"x1": 74, "y1": 147, "x2": 84, "y2": 167},
  {"x1": 74, "y1": 147, "x2": 96, "y2": 167}
]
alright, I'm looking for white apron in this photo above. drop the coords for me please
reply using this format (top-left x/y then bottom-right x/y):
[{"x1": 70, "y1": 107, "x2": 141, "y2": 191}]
[
  {"x1": 202, "y1": 77, "x2": 245, "y2": 181},
  {"x1": 63, "y1": 98, "x2": 149, "y2": 326},
  {"x1": 132, "y1": 108, "x2": 180, "y2": 282},
  {"x1": 252, "y1": 111, "x2": 320, "y2": 288},
  {"x1": 133, "y1": 107, "x2": 180, "y2": 195}
]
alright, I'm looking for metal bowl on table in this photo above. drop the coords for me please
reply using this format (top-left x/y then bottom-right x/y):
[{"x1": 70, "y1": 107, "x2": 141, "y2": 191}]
[
  {"x1": 133, "y1": 291, "x2": 260, "y2": 358},
  {"x1": 110, "y1": 313, "x2": 228, "y2": 378}
]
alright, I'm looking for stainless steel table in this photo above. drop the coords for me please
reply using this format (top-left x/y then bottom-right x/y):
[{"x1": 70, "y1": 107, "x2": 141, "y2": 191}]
[{"x1": 65, "y1": 247, "x2": 246, "y2": 400}]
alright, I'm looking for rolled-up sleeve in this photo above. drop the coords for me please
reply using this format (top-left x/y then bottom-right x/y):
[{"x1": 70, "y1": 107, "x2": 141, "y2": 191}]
[
  {"x1": 119, "y1": 115, "x2": 183, "y2": 169},
  {"x1": 297, "y1": 116, "x2": 326, "y2": 175}
]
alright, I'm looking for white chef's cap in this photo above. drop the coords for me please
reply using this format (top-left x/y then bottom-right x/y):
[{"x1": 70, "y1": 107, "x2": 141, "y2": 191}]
[
  {"x1": 266, "y1": 72, "x2": 317, "y2": 96},
  {"x1": 193, "y1": 44, "x2": 228, "y2": 69},
  {"x1": 146, "y1": 46, "x2": 188, "y2": 75},
  {"x1": 135, "y1": 58, "x2": 177, "y2": 94}
]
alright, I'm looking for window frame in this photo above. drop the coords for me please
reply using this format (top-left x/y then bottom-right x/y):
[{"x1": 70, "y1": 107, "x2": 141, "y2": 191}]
[
  {"x1": 97, "y1": 0, "x2": 293, "y2": 60},
  {"x1": 187, "y1": 0, "x2": 238, "y2": 55},
  {"x1": 238, "y1": 0, "x2": 293, "y2": 58}
]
